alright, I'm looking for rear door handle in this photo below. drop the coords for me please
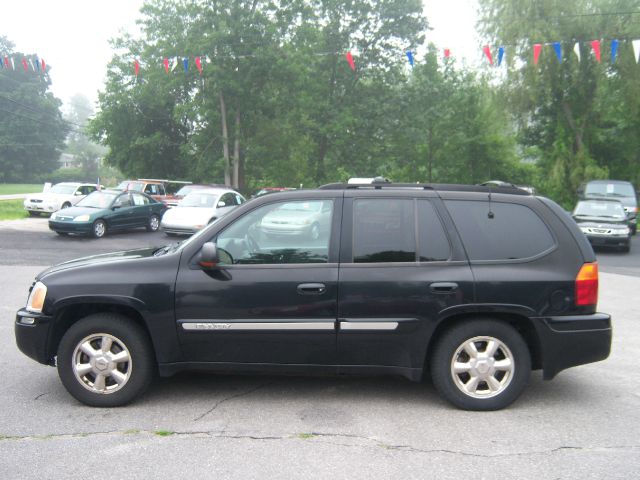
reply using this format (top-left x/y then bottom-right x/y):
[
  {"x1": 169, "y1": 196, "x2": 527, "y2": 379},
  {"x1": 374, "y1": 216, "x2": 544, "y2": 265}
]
[
  {"x1": 430, "y1": 282, "x2": 458, "y2": 293},
  {"x1": 297, "y1": 283, "x2": 326, "y2": 295}
]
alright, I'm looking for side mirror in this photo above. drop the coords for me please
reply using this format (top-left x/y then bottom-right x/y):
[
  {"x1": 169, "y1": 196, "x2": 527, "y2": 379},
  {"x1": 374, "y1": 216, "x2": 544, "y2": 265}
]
[
  {"x1": 75, "y1": 191, "x2": 83, "y2": 196},
  {"x1": 199, "y1": 242, "x2": 219, "y2": 268}
]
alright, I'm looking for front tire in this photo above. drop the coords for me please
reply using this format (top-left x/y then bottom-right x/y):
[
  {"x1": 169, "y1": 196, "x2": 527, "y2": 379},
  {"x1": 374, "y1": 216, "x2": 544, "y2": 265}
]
[
  {"x1": 57, "y1": 313, "x2": 155, "y2": 407},
  {"x1": 92, "y1": 219, "x2": 107, "y2": 238},
  {"x1": 430, "y1": 319, "x2": 531, "y2": 411},
  {"x1": 146, "y1": 214, "x2": 160, "y2": 232}
]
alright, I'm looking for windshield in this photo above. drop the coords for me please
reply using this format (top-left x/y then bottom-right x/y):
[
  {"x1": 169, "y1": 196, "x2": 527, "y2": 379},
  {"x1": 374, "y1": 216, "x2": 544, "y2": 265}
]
[
  {"x1": 116, "y1": 181, "x2": 144, "y2": 192},
  {"x1": 176, "y1": 185, "x2": 197, "y2": 196},
  {"x1": 179, "y1": 192, "x2": 217, "y2": 208},
  {"x1": 49, "y1": 184, "x2": 77, "y2": 195},
  {"x1": 585, "y1": 182, "x2": 635, "y2": 198},
  {"x1": 574, "y1": 201, "x2": 626, "y2": 218},
  {"x1": 77, "y1": 191, "x2": 118, "y2": 208}
]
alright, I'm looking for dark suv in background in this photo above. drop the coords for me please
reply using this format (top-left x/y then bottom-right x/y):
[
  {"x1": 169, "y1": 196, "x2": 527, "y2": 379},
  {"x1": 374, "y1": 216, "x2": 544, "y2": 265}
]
[
  {"x1": 579, "y1": 180, "x2": 638, "y2": 235},
  {"x1": 16, "y1": 182, "x2": 611, "y2": 410}
]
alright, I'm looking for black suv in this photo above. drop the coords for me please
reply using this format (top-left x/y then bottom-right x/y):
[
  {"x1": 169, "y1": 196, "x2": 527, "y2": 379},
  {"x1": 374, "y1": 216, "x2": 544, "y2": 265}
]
[{"x1": 15, "y1": 183, "x2": 612, "y2": 410}]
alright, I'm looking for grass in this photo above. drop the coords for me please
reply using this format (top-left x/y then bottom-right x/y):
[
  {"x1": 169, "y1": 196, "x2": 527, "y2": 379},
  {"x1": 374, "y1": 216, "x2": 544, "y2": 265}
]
[
  {"x1": 154, "y1": 430, "x2": 175, "y2": 437},
  {"x1": 0, "y1": 199, "x2": 28, "y2": 220},
  {"x1": 0, "y1": 184, "x2": 43, "y2": 195}
]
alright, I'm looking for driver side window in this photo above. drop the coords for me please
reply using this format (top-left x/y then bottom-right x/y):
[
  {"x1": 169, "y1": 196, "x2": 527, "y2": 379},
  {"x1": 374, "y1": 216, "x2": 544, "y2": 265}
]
[{"x1": 216, "y1": 200, "x2": 333, "y2": 265}]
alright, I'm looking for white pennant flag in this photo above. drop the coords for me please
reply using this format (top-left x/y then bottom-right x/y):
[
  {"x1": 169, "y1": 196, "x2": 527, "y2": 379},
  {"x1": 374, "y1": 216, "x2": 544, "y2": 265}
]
[
  {"x1": 633, "y1": 39, "x2": 640, "y2": 64},
  {"x1": 28, "y1": 59, "x2": 35, "y2": 71},
  {"x1": 171, "y1": 56, "x2": 179, "y2": 71},
  {"x1": 10, "y1": 57, "x2": 15, "y2": 70},
  {"x1": 573, "y1": 42, "x2": 581, "y2": 62}
]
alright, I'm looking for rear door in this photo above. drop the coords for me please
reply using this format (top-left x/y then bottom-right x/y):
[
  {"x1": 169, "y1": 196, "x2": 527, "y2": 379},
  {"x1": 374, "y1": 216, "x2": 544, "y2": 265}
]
[{"x1": 336, "y1": 192, "x2": 474, "y2": 374}]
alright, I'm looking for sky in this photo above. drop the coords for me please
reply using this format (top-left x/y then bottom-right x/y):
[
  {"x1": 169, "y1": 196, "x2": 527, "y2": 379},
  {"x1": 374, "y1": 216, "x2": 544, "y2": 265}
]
[{"x1": 1, "y1": 0, "x2": 480, "y2": 110}]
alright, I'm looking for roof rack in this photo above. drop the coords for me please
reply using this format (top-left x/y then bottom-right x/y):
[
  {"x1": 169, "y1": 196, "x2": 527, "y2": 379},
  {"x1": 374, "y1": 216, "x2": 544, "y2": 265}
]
[{"x1": 318, "y1": 182, "x2": 531, "y2": 195}]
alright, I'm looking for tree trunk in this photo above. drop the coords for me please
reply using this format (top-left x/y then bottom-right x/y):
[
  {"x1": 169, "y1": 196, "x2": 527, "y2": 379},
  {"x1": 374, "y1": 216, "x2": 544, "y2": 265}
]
[
  {"x1": 233, "y1": 106, "x2": 240, "y2": 189},
  {"x1": 561, "y1": 101, "x2": 584, "y2": 154},
  {"x1": 219, "y1": 91, "x2": 231, "y2": 186}
]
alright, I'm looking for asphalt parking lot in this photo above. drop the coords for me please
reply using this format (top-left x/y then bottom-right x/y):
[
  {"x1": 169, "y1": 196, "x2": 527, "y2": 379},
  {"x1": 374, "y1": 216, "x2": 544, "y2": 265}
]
[{"x1": 1, "y1": 218, "x2": 639, "y2": 479}]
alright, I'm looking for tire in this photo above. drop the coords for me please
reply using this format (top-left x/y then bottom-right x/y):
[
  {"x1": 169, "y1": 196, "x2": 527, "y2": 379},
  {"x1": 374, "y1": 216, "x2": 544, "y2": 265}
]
[
  {"x1": 309, "y1": 223, "x2": 320, "y2": 241},
  {"x1": 61, "y1": 202, "x2": 71, "y2": 209},
  {"x1": 631, "y1": 224, "x2": 637, "y2": 236},
  {"x1": 28, "y1": 211, "x2": 39, "y2": 217},
  {"x1": 56, "y1": 231, "x2": 69, "y2": 236},
  {"x1": 92, "y1": 219, "x2": 107, "y2": 238},
  {"x1": 57, "y1": 313, "x2": 155, "y2": 407},
  {"x1": 621, "y1": 243, "x2": 631, "y2": 253},
  {"x1": 146, "y1": 214, "x2": 160, "y2": 232},
  {"x1": 430, "y1": 319, "x2": 531, "y2": 411}
]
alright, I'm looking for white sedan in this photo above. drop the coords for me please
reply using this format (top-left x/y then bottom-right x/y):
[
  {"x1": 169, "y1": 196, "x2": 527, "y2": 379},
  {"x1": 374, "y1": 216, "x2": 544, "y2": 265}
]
[
  {"x1": 23, "y1": 182, "x2": 100, "y2": 216},
  {"x1": 161, "y1": 188, "x2": 245, "y2": 236}
]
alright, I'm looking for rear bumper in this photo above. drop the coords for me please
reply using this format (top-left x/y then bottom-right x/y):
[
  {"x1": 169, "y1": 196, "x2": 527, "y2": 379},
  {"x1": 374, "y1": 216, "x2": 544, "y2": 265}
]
[
  {"x1": 532, "y1": 313, "x2": 612, "y2": 379},
  {"x1": 15, "y1": 308, "x2": 55, "y2": 365}
]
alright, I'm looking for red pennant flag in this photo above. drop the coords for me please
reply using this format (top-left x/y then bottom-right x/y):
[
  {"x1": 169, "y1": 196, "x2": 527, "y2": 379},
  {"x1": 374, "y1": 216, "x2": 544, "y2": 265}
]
[
  {"x1": 41, "y1": 59, "x2": 46, "y2": 71},
  {"x1": 482, "y1": 45, "x2": 493, "y2": 65},
  {"x1": 4, "y1": 56, "x2": 9, "y2": 69},
  {"x1": 533, "y1": 43, "x2": 542, "y2": 65},
  {"x1": 590, "y1": 40, "x2": 601, "y2": 62},
  {"x1": 134, "y1": 59, "x2": 140, "y2": 76},
  {"x1": 444, "y1": 48, "x2": 451, "y2": 58},
  {"x1": 345, "y1": 51, "x2": 356, "y2": 71},
  {"x1": 21, "y1": 58, "x2": 28, "y2": 72},
  {"x1": 195, "y1": 56, "x2": 203, "y2": 74},
  {"x1": 163, "y1": 58, "x2": 169, "y2": 73}
]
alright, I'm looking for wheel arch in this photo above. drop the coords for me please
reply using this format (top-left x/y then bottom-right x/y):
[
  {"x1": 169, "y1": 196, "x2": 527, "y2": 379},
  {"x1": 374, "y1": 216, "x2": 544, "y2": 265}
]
[
  {"x1": 47, "y1": 299, "x2": 155, "y2": 365},
  {"x1": 424, "y1": 312, "x2": 542, "y2": 375}
]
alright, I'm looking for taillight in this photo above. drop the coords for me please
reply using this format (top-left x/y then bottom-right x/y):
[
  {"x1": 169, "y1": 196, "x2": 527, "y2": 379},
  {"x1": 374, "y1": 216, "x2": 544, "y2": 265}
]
[{"x1": 576, "y1": 262, "x2": 598, "y2": 307}]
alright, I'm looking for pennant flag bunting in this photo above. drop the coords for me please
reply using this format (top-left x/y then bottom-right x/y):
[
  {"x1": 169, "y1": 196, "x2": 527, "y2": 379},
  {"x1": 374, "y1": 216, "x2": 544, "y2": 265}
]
[
  {"x1": 482, "y1": 45, "x2": 493, "y2": 65},
  {"x1": 35, "y1": 56, "x2": 40, "y2": 71},
  {"x1": 553, "y1": 42, "x2": 562, "y2": 63},
  {"x1": 41, "y1": 58, "x2": 46, "y2": 71},
  {"x1": 163, "y1": 58, "x2": 169, "y2": 73},
  {"x1": 28, "y1": 58, "x2": 35, "y2": 71},
  {"x1": 21, "y1": 58, "x2": 28, "y2": 72},
  {"x1": 4, "y1": 56, "x2": 9, "y2": 69},
  {"x1": 634, "y1": 40, "x2": 640, "y2": 63},
  {"x1": 195, "y1": 56, "x2": 203, "y2": 74},
  {"x1": 497, "y1": 46, "x2": 505, "y2": 66},
  {"x1": 345, "y1": 51, "x2": 355, "y2": 71},
  {"x1": 611, "y1": 39, "x2": 619, "y2": 63},
  {"x1": 134, "y1": 59, "x2": 140, "y2": 76},
  {"x1": 444, "y1": 48, "x2": 451, "y2": 58},
  {"x1": 533, "y1": 43, "x2": 542, "y2": 65},
  {"x1": 591, "y1": 40, "x2": 601, "y2": 63},
  {"x1": 573, "y1": 42, "x2": 581, "y2": 62},
  {"x1": 406, "y1": 50, "x2": 414, "y2": 67},
  {"x1": 171, "y1": 57, "x2": 178, "y2": 71},
  {"x1": 10, "y1": 57, "x2": 15, "y2": 70},
  {"x1": 183, "y1": 57, "x2": 189, "y2": 72}
]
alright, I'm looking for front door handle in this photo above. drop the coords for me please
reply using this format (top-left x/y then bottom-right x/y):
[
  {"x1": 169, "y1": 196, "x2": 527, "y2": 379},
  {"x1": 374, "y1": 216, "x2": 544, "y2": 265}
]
[
  {"x1": 297, "y1": 283, "x2": 326, "y2": 295},
  {"x1": 430, "y1": 282, "x2": 458, "y2": 293}
]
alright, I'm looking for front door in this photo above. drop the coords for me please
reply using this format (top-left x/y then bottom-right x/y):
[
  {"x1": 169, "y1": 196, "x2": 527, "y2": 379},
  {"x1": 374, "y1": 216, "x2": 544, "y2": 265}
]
[
  {"x1": 336, "y1": 195, "x2": 474, "y2": 374},
  {"x1": 175, "y1": 197, "x2": 342, "y2": 367}
]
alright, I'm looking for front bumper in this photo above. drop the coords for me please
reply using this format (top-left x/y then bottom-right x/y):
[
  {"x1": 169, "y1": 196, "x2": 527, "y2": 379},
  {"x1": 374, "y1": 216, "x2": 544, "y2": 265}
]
[
  {"x1": 15, "y1": 308, "x2": 55, "y2": 365},
  {"x1": 49, "y1": 220, "x2": 92, "y2": 234},
  {"x1": 585, "y1": 234, "x2": 630, "y2": 248},
  {"x1": 24, "y1": 201, "x2": 59, "y2": 213},
  {"x1": 533, "y1": 313, "x2": 612, "y2": 379}
]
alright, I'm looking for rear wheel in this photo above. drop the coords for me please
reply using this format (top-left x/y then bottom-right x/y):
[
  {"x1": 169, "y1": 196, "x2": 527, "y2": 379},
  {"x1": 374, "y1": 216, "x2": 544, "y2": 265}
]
[
  {"x1": 147, "y1": 214, "x2": 160, "y2": 232},
  {"x1": 430, "y1": 319, "x2": 531, "y2": 411},
  {"x1": 92, "y1": 219, "x2": 107, "y2": 238},
  {"x1": 57, "y1": 313, "x2": 155, "y2": 407}
]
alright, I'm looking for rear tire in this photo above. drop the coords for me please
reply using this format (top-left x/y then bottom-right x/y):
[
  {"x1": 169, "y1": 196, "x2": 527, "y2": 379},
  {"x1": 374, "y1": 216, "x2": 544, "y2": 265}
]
[
  {"x1": 430, "y1": 319, "x2": 531, "y2": 411},
  {"x1": 146, "y1": 214, "x2": 160, "y2": 232},
  {"x1": 57, "y1": 313, "x2": 155, "y2": 407}
]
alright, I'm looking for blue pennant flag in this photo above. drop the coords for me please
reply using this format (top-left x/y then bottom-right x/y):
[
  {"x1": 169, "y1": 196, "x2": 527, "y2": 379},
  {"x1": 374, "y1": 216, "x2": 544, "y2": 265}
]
[
  {"x1": 611, "y1": 39, "x2": 619, "y2": 63},
  {"x1": 497, "y1": 46, "x2": 505, "y2": 66},
  {"x1": 553, "y1": 42, "x2": 562, "y2": 63},
  {"x1": 183, "y1": 57, "x2": 189, "y2": 72},
  {"x1": 406, "y1": 50, "x2": 414, "y2": 67},
  {"x1": 35, "y1": 56, "x2": 40, "y2": 71}
]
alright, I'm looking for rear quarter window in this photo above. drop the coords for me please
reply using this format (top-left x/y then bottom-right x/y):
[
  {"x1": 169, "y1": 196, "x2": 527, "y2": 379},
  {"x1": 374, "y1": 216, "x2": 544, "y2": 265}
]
[{"x1": 444, "y1": 200, "x2": 555, "y2": 261}]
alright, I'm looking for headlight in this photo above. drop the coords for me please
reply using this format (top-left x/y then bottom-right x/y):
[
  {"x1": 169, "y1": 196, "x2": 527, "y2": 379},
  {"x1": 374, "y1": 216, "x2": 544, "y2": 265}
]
[
  {"x1": 616, "y1": 227, "x2": 630, "y2": 235},
  {"x1": 50, "y1": 212, "x2": 57, "y2": 220},
  {"x1": 73, "y1": 215, "x2": 90, "y2": 222},
  {"x1": 26, "y1": 281, "x2": 47, "y2": 313},
  {"x1": 579, "y1": 227, "x2": 590, "y2": 234}
]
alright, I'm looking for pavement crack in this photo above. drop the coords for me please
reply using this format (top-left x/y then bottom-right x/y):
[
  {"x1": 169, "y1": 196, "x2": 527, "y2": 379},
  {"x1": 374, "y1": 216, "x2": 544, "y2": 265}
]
[
  {"x1": 34, "y1": 392, "x2": 49, "y2": 401},
  {"x1": 192, "y1": 381, "x2": 274, "y2": 422}
]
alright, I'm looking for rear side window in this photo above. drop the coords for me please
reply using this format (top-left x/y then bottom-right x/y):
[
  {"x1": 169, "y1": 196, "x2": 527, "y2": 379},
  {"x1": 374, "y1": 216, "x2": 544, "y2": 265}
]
[
  {"x1": 418, "y1": 200, "x2": 451, "y2": 261},
  {"x1": 353, "y1": 199, "x2": 416, "y2": 262},
  {"x1": 444, "y1": 200, "x2": 555, "y2": 261}
]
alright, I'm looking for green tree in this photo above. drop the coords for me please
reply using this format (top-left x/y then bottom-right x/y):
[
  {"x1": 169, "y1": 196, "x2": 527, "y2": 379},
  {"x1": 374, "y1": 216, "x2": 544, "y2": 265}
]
[{"x1": 0, "y1": 36, "x2": 68, "y2": 182}]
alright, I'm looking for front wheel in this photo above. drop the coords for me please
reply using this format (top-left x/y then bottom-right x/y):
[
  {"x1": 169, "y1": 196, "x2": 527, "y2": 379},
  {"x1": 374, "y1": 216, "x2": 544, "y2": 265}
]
[
  {"x1": 430, "y1": 319, "x2": 531, "y2": 411},
  {"x1": 57, "y1": 313, "x2": 155, "y2": 407},
  {"x1": 146, "y1": 214, "x2": 160, "y2": 232},
  {"x1": 92, "y1": 219, "x2": 107, "y2": 238}
]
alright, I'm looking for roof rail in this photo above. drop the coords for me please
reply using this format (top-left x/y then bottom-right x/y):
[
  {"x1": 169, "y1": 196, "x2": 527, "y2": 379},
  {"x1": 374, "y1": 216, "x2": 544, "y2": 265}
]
[{"x1": 318, "y1": 182, "x2": 531, "y2": 195}]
